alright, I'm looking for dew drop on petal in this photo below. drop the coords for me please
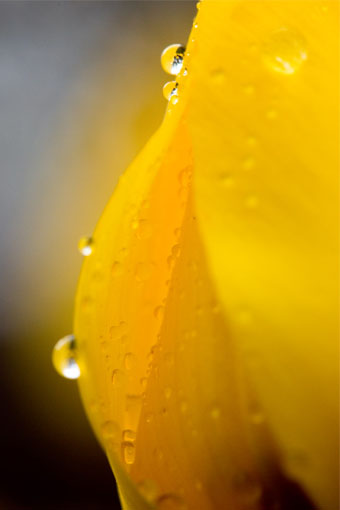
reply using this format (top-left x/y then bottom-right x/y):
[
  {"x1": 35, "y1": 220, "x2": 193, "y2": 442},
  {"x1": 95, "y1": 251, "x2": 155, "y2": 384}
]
[
  {"x1": 78, "y1": 236, "x2": 93, "y2": 256},
  {"x1": 122, "y1": 441, "x2": 136, "y2": 465},
  {"x1": 161, "y1": 44, "x2": 185, "y2": 75},
  {"x1": 52, "y1": 334, "x2": 80, "y2": 380},
  {"x1": 156, "y1": 494, "x2": 187, "y2": 510},
  {"x1": 163, "y1": 81, "x2": 178, "y2": 101},
  {"x1": 101, "y1": 420, "x2": 120, "y2": 440},
  {"x1": 263, "y1": 27, "x2": 307, "y2": 75}
]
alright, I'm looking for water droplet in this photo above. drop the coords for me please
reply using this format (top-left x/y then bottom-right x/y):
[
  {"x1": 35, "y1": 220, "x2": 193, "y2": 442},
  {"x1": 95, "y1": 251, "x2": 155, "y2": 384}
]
[
  {"x1": 263, "y1": 28, "x2": 307, "y2": 75},
  {"x1": 135, "y1": 262, "x2": 154, "y2": 282},
  {"x1": 156, "y1": 494, "x2": 186, "y2": 510},
  {"x1": 210, "y1": 68, "x2": 225, "y2": 84},
  {"x1": 249, "y1": 408, "x2": 265, "y2": 425},
  {"x1": 180, "y1": 401, "x2": 188, "y2": 414},
  {"x1": 161, "y1": 44, "x2": 185, "y2": 75},
  {"x1": 140, "y1": 377, "x2": 148, "y2": 390},
  {"x1": 164, "y1": 386, "x2": 172, "y2": 399},
  {"x1": 246, "y1": 136, "x2": 257, "y2": 147},
  {"x1": 170, "y1": 95, "x2": 179, "y2": 106},
  {"x1": 124, "y1": 352, "x2": 135, "y2": 370},
  {"x1": 132, "y1": 219, "x2": 153, "y2": 240},
  {"x1": 243, "y1": 84, "x2": 254, "y2": 95},
  {"x1": 137, "y1": 479, "x2": 158, "y2": 503},
  {"x1": 146, "y1": 413, "x2": 154, "y2": 424},
  {"x1": 78, "y1": 236, "x2": 93, "y2": 256},
  {"x1": 183, "y1": 68, "x2": 188, "y2": 77},
  {"x1": 154, "y1": 305, "x2": 164, "y2": 320},
  {"x1": 52, "y1": 334, "x2": 80, "y2": 380},
  {"x1": 266, "y1": 109, "x2": 278, "y2": 119},
  {"x1": 210, "y1": 405, "x2": 221, "y2": 420},
  {"x1": 111, "y1": 261, "x2": 122, "y2": 277},
  {"x1": 232, "y1": 472, "x2": 262, "y2": 504},
  {"x1": 219, "y1": 173, "x2": 234, "y2": 188},
  {"x1": 122, "y1": 441, "x2": 135, "y2": 465},
  {"x1": 122, "y1": 429, "x2": 136, "y2": 442},
  {"x1": 242, "y1": 157, "x2": 255, "y2": 170},
  {"x1": 195, "y1": 480, "x2": 203, "y2": 492},
  {"x1": 164, "y1": 352, "x2": 174, "y2": 367},
  {"x1": 111, "y1": 369, "x2": 124, "y2": 387},
  {"x1": 101, "y1": 420, "x2": 120, "y2": 440},
  {"x1": 245, "y1": 195, "x2": 259, "y2": 209},
  {"x1": 163, "y1": 81, "x2": 178, "y2": 101}
]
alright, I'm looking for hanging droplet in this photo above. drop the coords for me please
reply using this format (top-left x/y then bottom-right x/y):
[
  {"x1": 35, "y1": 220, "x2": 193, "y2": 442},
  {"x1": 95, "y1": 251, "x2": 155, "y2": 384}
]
[
  {"x1": 52, "y1": 334, "x2": 80, "y2": 380},
  {"x1": 263, "y1": 28, "x2": 307, "y2": 75},
  {"x1": 122, "y1": 441, "x2": 136, "y2": 465},
  {"x1": 161, "y1": 44, "x2": 185, "y2": 75},
  {"x1": 163, "y1": 81, "x2": 178, "y2": 102},
  {"x1": 78, "y1": 236, "x2": 93, "y2": 256}
]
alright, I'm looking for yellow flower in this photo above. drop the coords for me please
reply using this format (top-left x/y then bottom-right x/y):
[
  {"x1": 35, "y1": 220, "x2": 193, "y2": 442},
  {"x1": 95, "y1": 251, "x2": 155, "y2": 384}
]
[{"x1": 63, "y1": 1, "x2": 339, "y2": 509}]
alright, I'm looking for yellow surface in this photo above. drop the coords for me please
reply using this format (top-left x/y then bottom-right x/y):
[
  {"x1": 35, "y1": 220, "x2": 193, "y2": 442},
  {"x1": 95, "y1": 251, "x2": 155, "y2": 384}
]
[{"x1": 74, "y1": 1, "x2": 339, "y2": 509}]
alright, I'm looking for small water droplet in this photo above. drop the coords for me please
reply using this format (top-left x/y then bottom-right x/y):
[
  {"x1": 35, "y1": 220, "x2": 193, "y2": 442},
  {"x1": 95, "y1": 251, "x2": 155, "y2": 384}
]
[
  {"x1": 250, "y1": 408, "x2": 265, "y2": 425},
  {"x1": 133, "y1": 219, "x2": 153, "y2": 240},
  {"x1": 210, "y1": 405, "x2": 221, "y2": 420},
  {"x1": 164, "y1": 386, "x2": 172, "y2": 399},
  {"x1": 146, "y1": 413, "x2": 154, "y2": 424},
  {"x1": 124, "y1": 352, "x2": 135, "y2": 371},
  {"x1": 243, "y1": 84, "x2": 254, "y2": 95},
  {"x1": 161, "y1": 44, "x2": 185, "y2": 75},
  {"x1": 180, "y1": 400, "x2": 188, "y2": 414},
  {"x1": 183, "y1": 68, "x2": 188, "y2": 76},
  {"x1": 163, "y1": 81, "x2": 178, "y2": 101},
  {"x1": 156, "y1": 494, "x2": 186, "y2": 510},
  {"x1": 101, "y1": 420, "x2": 120, "y2": 440},
  {"x1": 111, "y1": 369, "x2": 124, "y2": 387},
  {"x1": 210, "y1": 68, "x2": 225, "y2": 84},
  {"x1": 140, "y1": 377, "x2": 148, "y2": 390},
  {"x1": 78, "y1": 236, "x2": 93, "y2": 256},
  {"x1": 170, "y1": 94, "x2": 179, "y2": 106},
  {"x1": 135, "y1": 262, "x2": 154, "y2": 282},
  {"x1": 195, "y1": 480, "x2": 203, "y2": 492},
  {"x1": 52, "y1": 334, "x2": 80, "y2": 380},
  {"x1": 111, "y1": 261, "x2": 122, "y2": 277},
  {"x1": 246, "y1": 136, "x2": 257, "y2": 147},
  {"x1": 263, "y1": 28, "x2": 307, "y2": 75},
  {"x1": 219, "y1": 173, "x2": 234, "y2": 188},
  {"x1": 164, "y1": 352, "x2": 174, "y2": 367},
  {"x1": 122, "y1": 441, "x2": 135, "y2": 465},
  {"x1": 242, "y1": 157, "x2": 255, "y2": 170},
  {"x1": 266, "y1": 109, "x2": 278, "y2": 119},
  {"x1": 137, "y1": 479, "x2": 158, "y2": 503},
  {"x1": 232, "y1": 472, "x2": 262, "y2": 504},
  {"x1": 245, "y1": 195, "x2": 259, "y2": 209},
  {"x1": 154, "y1": 305, "x2": 164, "y2": 320},
  {"x1": 122, "y1": 429, "x2": 136, "y2": 442}
]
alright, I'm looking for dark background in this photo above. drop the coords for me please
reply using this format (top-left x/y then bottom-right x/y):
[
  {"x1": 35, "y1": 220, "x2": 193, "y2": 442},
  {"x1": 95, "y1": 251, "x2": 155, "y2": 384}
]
[{"x1": 0, "y1": 2, "x2": 195, "y2": 508}]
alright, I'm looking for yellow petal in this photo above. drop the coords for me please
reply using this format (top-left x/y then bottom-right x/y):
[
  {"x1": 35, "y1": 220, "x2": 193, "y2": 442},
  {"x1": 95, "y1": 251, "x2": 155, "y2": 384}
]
[{"x1": 187, "y1": 1, "x2": 339, "y2": 508}]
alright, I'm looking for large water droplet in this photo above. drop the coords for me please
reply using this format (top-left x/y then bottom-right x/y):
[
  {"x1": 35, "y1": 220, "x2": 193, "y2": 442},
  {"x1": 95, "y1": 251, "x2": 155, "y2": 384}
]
[
  {"x1": 263, "y1": 28, "x2": 307, "y2": 75},
  {"x1": 163, "y1": 81, "x2": 178, "y2": 102},
  {"x1": 161, "y1": 44, "x2": 185, "y2": 75},
  {"x1": 78, "y1": 236, "x2": 93, "y2": 256},
  {"x1": 52, "y1": 334, "x2": 80, "y2": 380}
]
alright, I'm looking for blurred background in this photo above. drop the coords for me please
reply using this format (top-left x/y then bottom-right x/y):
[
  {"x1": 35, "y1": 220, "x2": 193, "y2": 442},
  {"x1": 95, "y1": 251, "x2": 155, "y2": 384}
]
[{"x1": 0, "y1": 2, "x2": 195, "y2": 508}]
